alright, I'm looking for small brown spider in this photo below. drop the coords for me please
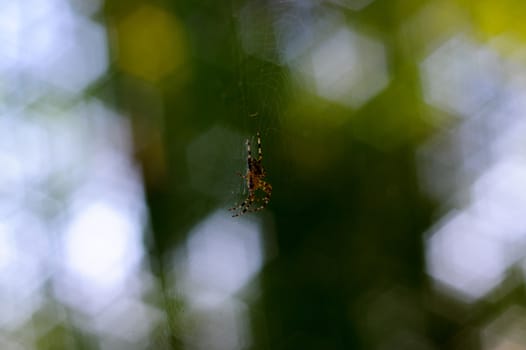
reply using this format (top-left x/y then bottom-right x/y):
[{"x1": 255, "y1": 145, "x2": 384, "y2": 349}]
[{"x1": 229, "y1": 132, "x2": 272, "y2": 217}]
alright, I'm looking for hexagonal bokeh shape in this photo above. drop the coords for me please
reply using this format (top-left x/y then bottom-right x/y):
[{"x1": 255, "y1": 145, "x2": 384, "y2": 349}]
[
  {"x1": 45, "y1": 17, "x2": 109, "y2": 92},
  {"x1": 0, "y1": 1, "x2": 109, "y2": 96},
  {"x1": 296, "y1": 27, "x2": 389, "y2": 109},
  {"x1": 420, "y1": 35, "x2": 501, "y2": 117},
  {"x1": 425, "y1": 211, "x2": 509, "y2": 302},
  {"x1": 115, "y1": 4, "x2": 186, "y2": 83}
]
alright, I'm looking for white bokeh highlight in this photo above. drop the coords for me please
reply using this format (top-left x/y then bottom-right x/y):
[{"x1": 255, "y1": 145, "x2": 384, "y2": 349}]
[
  {"x1": 63, "y1": 201, "x2": 142, "y2": 288},
  {"x1": 421, "y1": 35, "x2": 501, "y2": 117},
  {"x1": 175, "y1": 210, "x2": 264, "y2": 350},
  {"x1": 0, "y1": 0, "x2": 156, "y2": 347},
  {"x1": 0, "y1": 0, "x2": 108, "y2": 103},
  {"x1": 238, "y1": 3, "x2": 389, "y2": 109},
  {"x1": 296, "y1": 27, "x2": 389, "y2": 108},
  {"x1": 426, "y1": 211, "x2": 508, "y2": 301},
  {"x1": 421, "y1": 35, "x2": 526, "y2": 302},
  {"x1": 178, "y1": 210, "x2": 264, "y2": 306}
]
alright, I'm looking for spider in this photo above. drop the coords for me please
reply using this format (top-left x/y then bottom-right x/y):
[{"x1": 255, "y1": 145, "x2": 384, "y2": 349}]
[{"x1": 229, "y1": 131, "x2": 272, "y2": 217}]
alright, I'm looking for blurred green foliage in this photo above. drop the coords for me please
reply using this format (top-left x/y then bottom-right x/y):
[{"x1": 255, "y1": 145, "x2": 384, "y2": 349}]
[{"x1": 98, "y1": 0, "x2": 526, "y2": 349}]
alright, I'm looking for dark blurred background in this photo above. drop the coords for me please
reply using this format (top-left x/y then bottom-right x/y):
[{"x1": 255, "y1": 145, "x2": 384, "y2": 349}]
[{"x1": 2, "y1": 0, "x2": 526, "y2": 349}]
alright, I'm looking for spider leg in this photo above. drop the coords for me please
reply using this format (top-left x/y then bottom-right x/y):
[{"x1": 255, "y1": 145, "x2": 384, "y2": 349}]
[
  {"x1": 262, "y1": 182, "x2": 272, "y2": 205},
  {"x1": 258, "y1": 182, "x2": 272, "y2": 206},
  {"x1": 229, "y1": 196, "x2": 248, "y2": 212},
  {"x1": 230, "y1": 203, "x2": 247, "y2": 217},
  {"x1": 231, "y1": 132, "x2": 271, "y2": 217},
  {"x1": 256, "y1": 132, "x2": 262, "y2": 161},
  {"x1": 230, "y1": 192, "x2": 256, "y2": 217},
  {"x1": 246, "y1": 138, "x2": 252, "y2": 168},
  {"x1": 246, "y1": 182, "x2": 272, "y2": 213}
]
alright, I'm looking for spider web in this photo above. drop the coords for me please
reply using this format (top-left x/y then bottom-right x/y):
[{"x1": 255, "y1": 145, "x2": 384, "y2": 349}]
[
  {"x1": 218, "y1": 1, "x2": 346, "y2": 211},
  {"x1": 221, "y1": 0, "x2": 303, "y2": 209},
  {"x1": 230, "y1": 0, "x2": 356, "y2": 143},
  {"x1": 232, "y1": 2, "x2": 292, "y2": 135}
]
